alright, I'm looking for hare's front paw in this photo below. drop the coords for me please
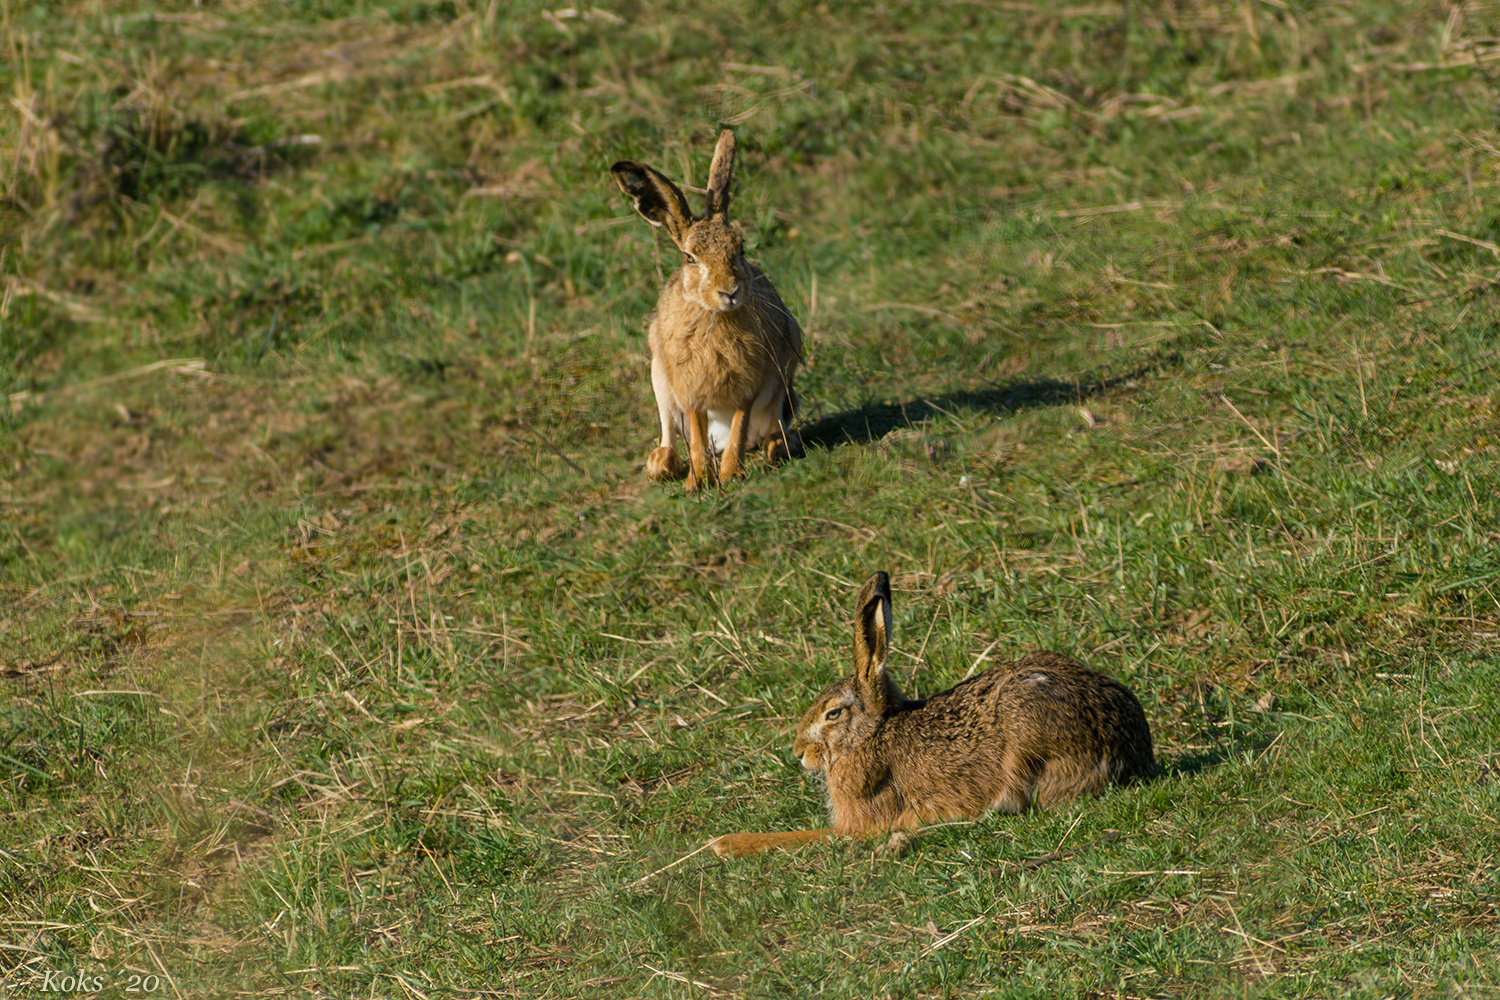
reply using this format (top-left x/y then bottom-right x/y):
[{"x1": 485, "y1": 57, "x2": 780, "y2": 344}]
[
  {"x1": 766, "y1": 429, "x2": 802, "y2": 464},
  {"x1": 645, "y1": 446, "x2": 688, "y2": 481},
  {"x1": 881, "y1": 830, "x2": 917, "y2": 857}
]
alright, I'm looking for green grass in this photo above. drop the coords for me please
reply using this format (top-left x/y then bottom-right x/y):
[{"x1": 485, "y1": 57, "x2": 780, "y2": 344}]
[{"x1": 3, "y1": 0, "x2": 1500, "y2": 996}]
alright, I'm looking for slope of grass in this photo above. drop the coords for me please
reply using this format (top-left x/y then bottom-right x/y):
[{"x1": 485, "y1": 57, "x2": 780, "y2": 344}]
[{"x1": 3, "y1": 1, "x2": 1499, "y2": 997}]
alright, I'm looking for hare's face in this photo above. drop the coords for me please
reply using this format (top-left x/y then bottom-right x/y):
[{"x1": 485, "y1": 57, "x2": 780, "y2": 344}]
[
  {"x1": 792, "y1": 682, "x2": 866, "y2": 774},
  {"x1": 677, "y1": 218, "x2": 750, "y2": 314}
]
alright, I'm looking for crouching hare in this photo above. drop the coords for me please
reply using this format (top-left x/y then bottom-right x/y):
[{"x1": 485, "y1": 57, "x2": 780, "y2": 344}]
[
  {"x1": 611, "y1": 130, "x2": 802, "y2": 491},
  {"x1": 708, "y1": 572, "x2": 1158, "y2": 857}
]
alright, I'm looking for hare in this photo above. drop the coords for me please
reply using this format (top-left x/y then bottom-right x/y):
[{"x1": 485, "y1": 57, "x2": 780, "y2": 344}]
[
  {"x1": 611, "y1": 130, "x2": 802, "y2": 491},
  {"x1": 708, "y1": 572, "x2": 1158, "y2": 857}
]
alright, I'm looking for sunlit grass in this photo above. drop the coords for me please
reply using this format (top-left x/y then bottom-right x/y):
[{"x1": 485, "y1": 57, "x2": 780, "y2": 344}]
[{"x1": 3, "y1": 1, "x2": 1499, "y2": 997}]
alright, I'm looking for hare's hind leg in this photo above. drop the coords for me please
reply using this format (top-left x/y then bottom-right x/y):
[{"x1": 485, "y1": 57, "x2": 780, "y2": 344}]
[
  {"x1": 765, "y1": 424, "x2": 801, "y2": 463},
  {"x1": 764, "y1": 388, "x2": 801, "y2": 463},
  {"x1": 646, "y1": 448, "x2": 687, "y2": 481},
  {"x1": 645, "y1": 356, "x2": 688, "y2": 481},
  {"x1": 1032, "y1": 757, "x2": 1113, "y2": 810}
]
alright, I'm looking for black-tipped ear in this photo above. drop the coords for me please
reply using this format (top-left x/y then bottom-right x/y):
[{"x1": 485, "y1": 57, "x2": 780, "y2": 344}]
[
  {"x1": 852, "y1": 571, "x2": 896, "y2": 714},
  {"x1": 611, "y1": 160, "x2": 694, "y2": 244},
  {"x1": 704, "y1": 129, "x2": 736, "y2": 218}
]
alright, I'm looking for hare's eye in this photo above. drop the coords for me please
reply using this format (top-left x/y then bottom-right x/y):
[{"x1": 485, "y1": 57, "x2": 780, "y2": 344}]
[
  {"x1": 682, "y1": 253, "x2": 697, "y2": 265},
  {"x1": 824, "y1": 707, "x2": 843, "y2": 721}
]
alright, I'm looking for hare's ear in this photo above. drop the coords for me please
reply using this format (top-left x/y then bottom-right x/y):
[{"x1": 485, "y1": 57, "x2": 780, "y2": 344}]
[
  {"x1": 852, "y1": 572, "x2": 898, "y2": 714},
  {"x1": 611, "y1": 160, "x2": 693, "y2": 245},
  {"x1": 704, "y1": 129, "x2": 736, "y2": 219}
]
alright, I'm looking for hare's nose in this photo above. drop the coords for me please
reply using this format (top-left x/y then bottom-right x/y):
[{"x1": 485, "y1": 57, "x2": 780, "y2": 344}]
[{"x1": 718, "y1": 286, "x2": 741, "y2": 309}]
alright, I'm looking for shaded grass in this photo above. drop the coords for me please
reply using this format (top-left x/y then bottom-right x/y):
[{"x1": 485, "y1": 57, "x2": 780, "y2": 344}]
[{"x1": 4, "y1": 0, "x2": 1500, "y2": 997}]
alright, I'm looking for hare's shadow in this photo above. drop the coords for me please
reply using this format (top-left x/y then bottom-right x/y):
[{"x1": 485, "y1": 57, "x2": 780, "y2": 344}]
[
  {"x1": 797, "y1": 361, "x2": 1167, "y2": 450},
  {"x1": 1158, "y1": 723, "x2": 1280, "y2": 781}
]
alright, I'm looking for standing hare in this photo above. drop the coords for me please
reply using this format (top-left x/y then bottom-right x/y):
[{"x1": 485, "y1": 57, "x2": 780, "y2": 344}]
[
  {"x1": 709, "y1": 572, "x2": 1158, "y2": 857},
  {"x1": 611, "y1": 130, "x2": 802, "y2": 491}
]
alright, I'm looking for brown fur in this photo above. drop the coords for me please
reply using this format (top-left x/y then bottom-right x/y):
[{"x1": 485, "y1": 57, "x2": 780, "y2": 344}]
[
  {"x1": 611, "y1": 131, "x2": 802, "y2": 491},
  {"x1": 707, "y1": 572, "x2": 1158, "y2": 857}
]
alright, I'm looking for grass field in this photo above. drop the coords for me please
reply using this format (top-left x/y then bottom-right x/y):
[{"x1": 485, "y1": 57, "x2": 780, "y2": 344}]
[{"x1": 4, "y1": 0, "x2": 1500, "y2": 996}]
